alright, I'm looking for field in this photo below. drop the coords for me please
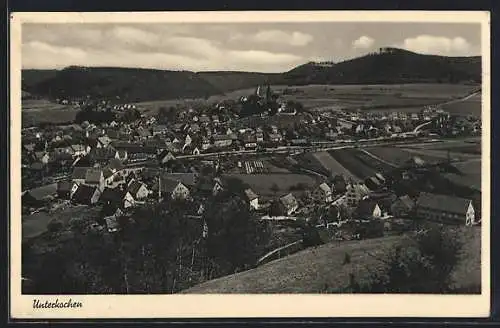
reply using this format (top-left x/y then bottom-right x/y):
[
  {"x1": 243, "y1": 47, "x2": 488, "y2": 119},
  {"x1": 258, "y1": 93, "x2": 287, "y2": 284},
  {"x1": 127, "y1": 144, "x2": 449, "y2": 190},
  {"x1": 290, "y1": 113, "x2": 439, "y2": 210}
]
[
  {"x1": 223, "y1": 173, "x2": 319, "y2": 197},
  {"x1": 441, "y1": 93, "x2": 482, "y2": 117},
  {"x1": 364, "y1": 147, "x2": 442, "y2": 167},
  {"x1": 22, "y1": 99, "x2": 77, "y2": 127},
  {"x1": 132, "y1": 83, "x2": 477, "y2": 116},
  {"x1": 311, "y1": 151, "x2": 361, "y2": 181},
  {"x1": 183, "y1": 226, "x2": 480, "y2": 293},
  {"x1": 328, "y1": 149, "x2": 393, "y2": 180},
  {"x1": 400, "y1": 147, "x2": 479, "y2": 162},
  {"x1": 445, "y1": 160, "x2": 482, "y2": 192}
]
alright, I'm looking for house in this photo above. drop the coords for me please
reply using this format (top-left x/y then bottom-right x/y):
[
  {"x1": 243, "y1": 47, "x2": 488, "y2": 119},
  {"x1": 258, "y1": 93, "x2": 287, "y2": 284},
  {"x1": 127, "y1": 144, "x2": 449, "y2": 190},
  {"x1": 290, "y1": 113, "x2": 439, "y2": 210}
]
[
  {"x1": 71, "y1": 184, "x2": 101, "y2": 205},
  {"x1": 127, "y1": 179, "x2": 150, "y2": 200},
  {"x1": 85, "y1": 168, "x2": 105, "y2": 191},
  {"x1": 57, "y1": 181, "x2": 78, "y2": 199},
  {"x1": 244, "y1": 188, "x2": 259, "y2": 210},
  {"x1": 34, "y1": 151, "x2": 50, "y2": 164},
  {"x1": 71, "y1": 167, "x2": 91, "y2": 185},
  {"x1": 199, "y1": 115, "x2": 210, "y2": 124},
  {"x1": 312, "y1": 182, "x2": 333, "y2": 203},
  {"x1": 97, "y1": 136, "x2": 112, "y2": 148},
  {"x1": 213, "y1": 135, "x2": 233, "y2": 148},
  {"x1": 103, "y1": 168, "x2": 115, "y2": 187},
  {"x1": 152, "y1": 125, "x2": 169, "y2": 136},
  {"x1": 201, "y1": 137, "x2": 211, "y2": 151},
  {"x1": 345, "y1": 183, "x2": 370, "y2": 208},
  {"x1": 71, "y1": 144, "x2": 89, "y2": 157},
  {"x1": 90, "y1": 147, "x2": 116, "y2": 163},
  {"x1": 243, "y1": 135, "x2": 258, "y2": 149},
  {"x1": 268, "y1": 133, "x2": 282, "y2": 143},
  {"x1": 391, "y1": 195, "x2": 415, "y2": 217},
  {"x1": 100, "y1": 187, "x2": 135, "y2": 209},
  {"x1": 115, "y1": 150, "x2": 128, "y2": 161},
  {"x1": 159, "y1": 150, "x2": 176, "y2": 164},
  {"x1": 160, "y1": 178, "x2": 191, "y2": 200},
  {"x1": 354, "y1": 199, "x2": 382, "y2": 219},
  {"x1": 415, "y1": 192, "x2": 476, "y2": 226},
  {"x1": 212, "y1": 177, "x2": 224, "y2": 196},
  {"x1": 192, "y1": 147, "x2": 201, "y2": 155},
  {"x1": 136, "y1": 128, "x2": 152, "y2": 139},
  {"x1": 279, "y1": 193, "x2": 299, "y2": 216}
]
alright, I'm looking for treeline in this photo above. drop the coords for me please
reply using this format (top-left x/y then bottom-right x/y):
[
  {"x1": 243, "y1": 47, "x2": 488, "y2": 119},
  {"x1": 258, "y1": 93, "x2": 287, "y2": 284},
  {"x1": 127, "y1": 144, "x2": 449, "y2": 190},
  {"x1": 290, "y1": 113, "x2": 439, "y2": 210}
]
[{"x1": 22, "y1": 189, "x2": 272, "y2": 294}]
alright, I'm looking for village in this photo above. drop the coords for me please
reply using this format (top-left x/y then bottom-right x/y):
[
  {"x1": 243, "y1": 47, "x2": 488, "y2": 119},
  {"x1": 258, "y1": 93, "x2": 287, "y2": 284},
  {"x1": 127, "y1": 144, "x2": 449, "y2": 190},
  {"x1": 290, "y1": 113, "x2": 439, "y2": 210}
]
[{"x1": 21, "y1": 84, "x2": 481, "y2": 259}]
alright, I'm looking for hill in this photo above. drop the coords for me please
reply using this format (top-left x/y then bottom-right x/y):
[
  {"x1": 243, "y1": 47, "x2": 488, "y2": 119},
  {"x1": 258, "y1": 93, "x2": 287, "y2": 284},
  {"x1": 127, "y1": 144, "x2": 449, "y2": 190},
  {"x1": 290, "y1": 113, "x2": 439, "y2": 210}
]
[
  {"x1": 182, "y1": 226, "x2": 480, "y2": 294},
  {"x1": 23, "y1": 48, "x2": 481, "y2": 103},
  {"x1": 283, "y1": 48, "x2": 481, "y2": 85},
  {"x1": 24, "y1": 66, "x2": 223, "y2": 103}
]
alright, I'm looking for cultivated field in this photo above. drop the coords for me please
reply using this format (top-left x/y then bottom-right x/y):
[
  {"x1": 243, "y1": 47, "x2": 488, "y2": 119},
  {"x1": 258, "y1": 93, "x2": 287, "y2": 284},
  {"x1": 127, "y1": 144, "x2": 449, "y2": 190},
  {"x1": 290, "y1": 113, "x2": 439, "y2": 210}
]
[
  {"x1": 328, "y1": 149, "x2": 393, "y2": 180},
  {"x1": 312, "y1": 151, "x2": 361, "y2": 181},
  {"x1": 132, "y1": 83, "x2": 477, "y2": 116},
  {"x1": 22, "y1": 99, "x2": 77, "y2": 127},
  {"x1": 183, "y1": 226, "x2": 480, "y2": 293},
  {"x1": 400, "y1": 148, "x2": 479, "y2": 162},
  {"x1": 445, "y1": 160, "x2": 482, "y2": 192},
  {"x1": 223, "y1": 173, "x2": 319, "y2": 197},
  {"x1": 364, "y1": 147, "x2": 442, "y2": 167},
  {"x1": 441, "y1": 93, "x2": 482, "y2": 117}
]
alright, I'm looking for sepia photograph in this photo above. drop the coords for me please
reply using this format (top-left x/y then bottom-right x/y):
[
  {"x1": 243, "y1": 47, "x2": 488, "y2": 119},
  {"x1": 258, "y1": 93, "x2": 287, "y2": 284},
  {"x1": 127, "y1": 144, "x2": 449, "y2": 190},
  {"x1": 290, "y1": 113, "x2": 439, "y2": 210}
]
[{"x1": 10, "y1": 11, "x2": 490, "y2": 318}]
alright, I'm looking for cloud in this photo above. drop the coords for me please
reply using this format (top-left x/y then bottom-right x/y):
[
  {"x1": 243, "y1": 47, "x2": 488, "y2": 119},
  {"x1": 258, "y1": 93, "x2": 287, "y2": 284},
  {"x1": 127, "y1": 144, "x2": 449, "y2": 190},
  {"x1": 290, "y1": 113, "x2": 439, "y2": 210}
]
[
  {"x1": 22, "y1": 39, "x2": 303, "y2": 73},
  {"x1": 352, "y1": 36, "x2": 375, "y2": 49},
  {"x1": 397, "y1": 35, "x2": 473, "y2": 55},
  {"x1": 251, "y1": 30, "x2": 313, "y2": 47}
]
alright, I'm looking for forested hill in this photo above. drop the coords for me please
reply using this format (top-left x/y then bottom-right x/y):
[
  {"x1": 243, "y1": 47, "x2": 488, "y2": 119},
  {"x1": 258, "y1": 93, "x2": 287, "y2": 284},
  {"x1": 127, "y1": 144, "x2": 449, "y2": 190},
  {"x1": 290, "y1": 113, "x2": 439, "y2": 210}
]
[{"x1": 22, "y1": 48, "x2": 481, "y2": 103}]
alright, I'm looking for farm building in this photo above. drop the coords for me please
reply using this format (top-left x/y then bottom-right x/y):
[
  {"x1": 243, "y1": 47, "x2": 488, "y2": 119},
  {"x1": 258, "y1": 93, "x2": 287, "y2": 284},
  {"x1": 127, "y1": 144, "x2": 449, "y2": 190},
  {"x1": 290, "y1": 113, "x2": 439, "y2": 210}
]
[
  {"x1": 244, "y1": 188, "x2": 260, "y2": 210},
  {"x1": 72, "y1": 184, "x2": 101, "y2": 205},
  {"x1": 391, "y1": 195, "x2": 416, "y2": 217},
  {"x1": 353, "y1": 199, "x2": 382, "y2": 219},
  {"x1": 345, "y1": 183, "x2": 370, "y2": 208},
  {"x1": 279, "y1": 193, "x2": 299, "y2": 216},
  {"x1": 415, "y1": 192, "x2": 476, "y2": 226},
  {"x1": 312, "y1": 182, "x2": 333, "y2": 203}
]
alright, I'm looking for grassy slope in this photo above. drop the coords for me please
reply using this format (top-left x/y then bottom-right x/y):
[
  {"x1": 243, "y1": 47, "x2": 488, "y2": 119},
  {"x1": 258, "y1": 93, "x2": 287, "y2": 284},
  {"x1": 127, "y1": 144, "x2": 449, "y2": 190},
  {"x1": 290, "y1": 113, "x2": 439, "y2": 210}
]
[{"x1": 183, "y1": 226, "x2": 481, "y2": 294}]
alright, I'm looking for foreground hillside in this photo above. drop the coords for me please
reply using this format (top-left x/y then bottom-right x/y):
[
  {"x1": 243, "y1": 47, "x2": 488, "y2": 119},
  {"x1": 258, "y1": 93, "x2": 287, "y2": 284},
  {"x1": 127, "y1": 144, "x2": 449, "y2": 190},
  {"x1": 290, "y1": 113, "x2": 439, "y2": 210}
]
[
  {"x1": 23, "y1": 48, "x2": 481, "y2": 103},
  {"x1": 182, "y1": 226, "x2": 481, "y2": 294}
]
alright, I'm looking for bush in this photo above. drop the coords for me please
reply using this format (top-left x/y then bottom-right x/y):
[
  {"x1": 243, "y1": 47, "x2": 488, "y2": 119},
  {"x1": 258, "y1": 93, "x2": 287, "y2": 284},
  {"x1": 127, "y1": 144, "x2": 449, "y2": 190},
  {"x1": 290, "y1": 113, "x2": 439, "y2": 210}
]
[{"x1": 366, "y1": 226, "x2": 463, "y2": 293}]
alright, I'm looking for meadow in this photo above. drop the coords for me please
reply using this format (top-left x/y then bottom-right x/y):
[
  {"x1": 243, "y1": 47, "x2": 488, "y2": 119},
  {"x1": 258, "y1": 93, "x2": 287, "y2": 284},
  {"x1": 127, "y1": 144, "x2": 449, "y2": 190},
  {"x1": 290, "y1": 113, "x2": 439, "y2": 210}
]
[{"x1": 182, "y1": 226, "x2": 480, "y2": 294}]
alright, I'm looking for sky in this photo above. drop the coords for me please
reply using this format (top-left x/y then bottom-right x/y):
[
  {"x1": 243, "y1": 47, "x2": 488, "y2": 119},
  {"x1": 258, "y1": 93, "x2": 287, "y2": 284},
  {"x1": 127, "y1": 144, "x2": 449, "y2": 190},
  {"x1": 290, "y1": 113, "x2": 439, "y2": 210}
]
[{"x1": 22, "y1": 22, "x2": 482, "y2": 73}]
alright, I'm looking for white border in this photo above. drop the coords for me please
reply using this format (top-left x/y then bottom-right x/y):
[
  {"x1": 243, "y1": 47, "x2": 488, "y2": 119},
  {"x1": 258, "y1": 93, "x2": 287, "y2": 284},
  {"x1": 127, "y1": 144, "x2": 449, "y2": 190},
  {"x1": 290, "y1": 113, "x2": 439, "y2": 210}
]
[{"x1": 10, "y1": 11, "x2": 491, "y2": 319}]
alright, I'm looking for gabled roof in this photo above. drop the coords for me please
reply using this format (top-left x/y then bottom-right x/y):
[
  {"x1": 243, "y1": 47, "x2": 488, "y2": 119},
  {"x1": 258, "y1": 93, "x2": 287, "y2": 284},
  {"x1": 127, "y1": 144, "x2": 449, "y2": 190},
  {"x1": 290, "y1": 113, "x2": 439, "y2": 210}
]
[
  {"x1": 394, "y1": 195, "x2": 415, "y2": 210},
  {"x1": 279, "y1": 193, "x2": 298, "y2": 208},
  {"x1": 128, "y1": 180, "x2": 147, "y2": 196},
  {"x1": 85, "y1": 169, "x2": 103, "y2": 184},
  {"x1": 416, "y1": 192, "x2": 472, "y2": 215},
  {"x1": 100, "y1": 187, "x2": 126, "y2": 204},
  {"x1": 72, "y1": 184, "x2": 99, "y2": 203},
  {"x1": 354, "y1": 199, "x2": 380, "y2": 217},
  {"x1": 317, "y1": 182, "x2": 332, "y2": 193},
  {"x1": 108, "y1": 158, "x2": 124, "y2": 171},
  {"x1": 159, "y1": 178, "x2": 183, "y2": 194},
  {"x1": 244, "y1": 188, "x2": 259, "y2": 201},
  {"x1": 103, "y1": 168, "x2": 114, "y2": 179},
  {"x1": 72, "y1": 167, "x2": 90, "y2": 180},
  {"x1": 57, "y1": 181, "x2": 73, "y2": 192}
]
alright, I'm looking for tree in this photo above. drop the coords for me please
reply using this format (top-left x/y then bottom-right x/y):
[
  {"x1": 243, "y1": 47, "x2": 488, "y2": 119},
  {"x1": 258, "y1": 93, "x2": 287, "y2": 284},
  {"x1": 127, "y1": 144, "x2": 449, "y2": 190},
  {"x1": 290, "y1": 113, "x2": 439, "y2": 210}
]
[{"x1": 367, "y1": 226, "x2": 463, "y2": 293}]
